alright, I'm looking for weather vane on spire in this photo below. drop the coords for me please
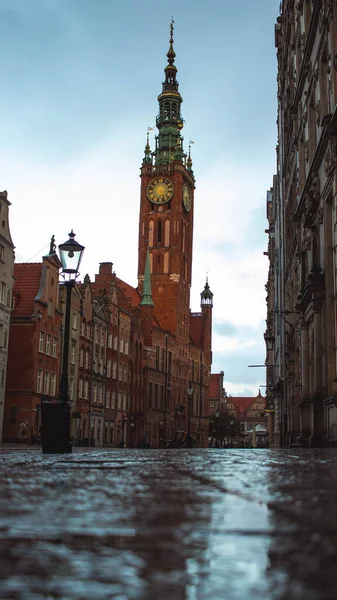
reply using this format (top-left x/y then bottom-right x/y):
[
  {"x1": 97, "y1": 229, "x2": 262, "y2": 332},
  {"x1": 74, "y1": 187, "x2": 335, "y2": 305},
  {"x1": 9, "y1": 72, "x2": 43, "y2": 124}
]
[
  {"x1": 170, "y1": 18, "x2": 174, "y2": 42},
  {"x1": 167, "y1": 17, "x2": 176, "y2": 65}
]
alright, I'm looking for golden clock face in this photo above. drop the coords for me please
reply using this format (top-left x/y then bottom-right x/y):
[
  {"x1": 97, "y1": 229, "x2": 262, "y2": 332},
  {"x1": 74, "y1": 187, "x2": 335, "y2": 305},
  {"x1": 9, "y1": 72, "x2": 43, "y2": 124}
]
[
  {"x1": 147, "y1": 177, "x2": 174, "y2": 204},
  {"x1": 183, "y1": 184, "x2": 191, "y2": 212}
]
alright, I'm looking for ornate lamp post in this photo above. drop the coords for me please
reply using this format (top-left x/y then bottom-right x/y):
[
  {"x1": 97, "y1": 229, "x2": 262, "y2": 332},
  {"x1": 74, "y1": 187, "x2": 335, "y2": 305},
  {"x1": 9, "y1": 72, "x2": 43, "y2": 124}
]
[
  {"x1": 41, "y1": 231, "x2": 84, "y2": 454},
  {"x1": 264, "y1": 333, "x2": 275, "y2": 352},
  {"x1": 186, "y1": 382, "x2": 194, "y2": 448},
  {"x1": 120, "y1": 413, "x2": 128, "y2": 448}
]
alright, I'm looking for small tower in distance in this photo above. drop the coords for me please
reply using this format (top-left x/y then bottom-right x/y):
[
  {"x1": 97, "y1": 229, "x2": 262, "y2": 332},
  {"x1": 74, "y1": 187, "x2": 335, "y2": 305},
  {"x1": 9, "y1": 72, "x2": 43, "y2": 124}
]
[{"x1": 201, "y1": 277, "x2": 213, "y2": 365}]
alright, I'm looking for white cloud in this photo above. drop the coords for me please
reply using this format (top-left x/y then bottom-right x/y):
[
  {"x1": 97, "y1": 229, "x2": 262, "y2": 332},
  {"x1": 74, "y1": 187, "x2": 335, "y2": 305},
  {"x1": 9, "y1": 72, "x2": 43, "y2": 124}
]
[
  {"x1": 225, "y1": 383, "x2": 263, "y2": 397},
  {"x1": 212, "y1": 332, "x2": 256, "y2": 353},
  {"x1": 1, "y1": 131, "x2": 270, "y2": 391}
]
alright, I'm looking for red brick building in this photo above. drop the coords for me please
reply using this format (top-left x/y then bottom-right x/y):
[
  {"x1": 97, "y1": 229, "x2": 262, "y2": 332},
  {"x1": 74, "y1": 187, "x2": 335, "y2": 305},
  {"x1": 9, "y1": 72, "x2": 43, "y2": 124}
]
[
  {"x1": 208, "y1": 372, "x2": 225, "y2": 417},
  {"x1": 4, "y1": 246, "x2": 62, "y2": 442},
  {"x1": 225, "y1": 391, "x2": 266, "y2": 432},
  {"x1": 116, "y1": 24, "x2": 213, "y2": 447}
]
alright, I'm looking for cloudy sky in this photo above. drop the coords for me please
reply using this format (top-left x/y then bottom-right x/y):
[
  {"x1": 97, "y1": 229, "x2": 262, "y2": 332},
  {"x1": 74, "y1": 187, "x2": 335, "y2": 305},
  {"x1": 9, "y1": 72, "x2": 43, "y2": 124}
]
[{"x1": 0, "y1": 0, "x2": 279, "y2": 396}]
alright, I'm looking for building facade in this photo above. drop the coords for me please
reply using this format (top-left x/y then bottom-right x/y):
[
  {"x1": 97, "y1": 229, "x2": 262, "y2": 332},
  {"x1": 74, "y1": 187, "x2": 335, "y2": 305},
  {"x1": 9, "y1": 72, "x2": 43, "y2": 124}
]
[
  {"x1": 266, "y1": 0, "x2": 337, "y2": 446},
  {"x1": 3, "y1": 244, "x2": 61, "y2": 443},
  {"x1": 0, "y1": 191, "x2": 15, "y2": 444}
]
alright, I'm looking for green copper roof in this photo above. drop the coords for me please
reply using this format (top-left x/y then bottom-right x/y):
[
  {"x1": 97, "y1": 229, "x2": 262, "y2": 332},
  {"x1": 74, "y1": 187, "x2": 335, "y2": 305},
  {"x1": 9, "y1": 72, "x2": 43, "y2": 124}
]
[
  {"x1": 140, "y1": 247, "x2": 155, "y2": 306},
  {"x1": 154, "y1": 21, "x2": 185, "y2": 165}
]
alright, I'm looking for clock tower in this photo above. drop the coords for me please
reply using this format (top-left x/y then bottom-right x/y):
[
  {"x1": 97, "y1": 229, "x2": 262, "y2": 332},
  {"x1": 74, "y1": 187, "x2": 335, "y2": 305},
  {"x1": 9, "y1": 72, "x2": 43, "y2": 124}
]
[{"x1": 138, "y1": 21, "x2": 195, "y2": 341}]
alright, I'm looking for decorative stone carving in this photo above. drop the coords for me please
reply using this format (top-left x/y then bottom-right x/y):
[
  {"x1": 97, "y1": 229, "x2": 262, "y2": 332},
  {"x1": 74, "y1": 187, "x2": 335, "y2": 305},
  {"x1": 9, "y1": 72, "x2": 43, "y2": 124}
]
[
  {"x1": 300, "y1": 33, "x2": 306, "y2": 54},
  {"x1": 324, "y1": 136, "x2": 337, "y2": 176},
  {"x1": 316, "y1": 205, "x2": 324, "y2": 225}
]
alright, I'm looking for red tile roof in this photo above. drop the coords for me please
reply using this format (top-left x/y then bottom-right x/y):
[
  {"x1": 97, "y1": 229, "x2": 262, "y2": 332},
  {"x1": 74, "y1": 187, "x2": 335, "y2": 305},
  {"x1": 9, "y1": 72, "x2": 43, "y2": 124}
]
[
  {"x1": 226, "y1": 395, "x2": 265, "y2": 417},
  {"x1": 13, "y1": 263, "x2": 42, "y2": 317},
  {"x1": 116, "y1": 278, "x2": 141, "y2": 309}
]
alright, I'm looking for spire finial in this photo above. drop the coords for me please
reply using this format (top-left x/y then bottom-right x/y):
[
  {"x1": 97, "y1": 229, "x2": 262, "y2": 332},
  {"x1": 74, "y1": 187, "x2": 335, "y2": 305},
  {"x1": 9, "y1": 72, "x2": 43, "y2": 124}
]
[
  {"x1": 143, "y1": 131, "x2": 152, "y2": 165},
  {"x1": 187, "y1": 144, "x2": 193, "y2": 171},
  {"x1": 167, "y1": 18, "x2": 176, "y2": 65}
]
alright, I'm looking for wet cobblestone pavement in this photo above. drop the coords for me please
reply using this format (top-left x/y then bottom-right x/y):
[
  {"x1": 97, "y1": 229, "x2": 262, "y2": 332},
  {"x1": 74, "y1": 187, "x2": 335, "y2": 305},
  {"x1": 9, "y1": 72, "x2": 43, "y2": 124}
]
[{"x1": 1, "y1": 448, "x2": 337, "y2": 600}]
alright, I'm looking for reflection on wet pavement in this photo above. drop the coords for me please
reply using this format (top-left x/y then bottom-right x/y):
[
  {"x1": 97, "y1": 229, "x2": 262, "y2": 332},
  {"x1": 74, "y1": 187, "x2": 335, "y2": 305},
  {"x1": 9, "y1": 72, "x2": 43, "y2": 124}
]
[{"x1": 1, "y1": 448, "x2": 337, "y2": 599}]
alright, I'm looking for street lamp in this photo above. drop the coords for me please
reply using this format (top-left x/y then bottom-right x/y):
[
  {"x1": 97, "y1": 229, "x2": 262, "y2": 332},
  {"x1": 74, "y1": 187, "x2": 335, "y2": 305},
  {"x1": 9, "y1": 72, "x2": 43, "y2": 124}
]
[
  {"x1": 186, "y1": 382, "x2": 194, "y2": 448},
  {"x1": 120, "y1": 413, "x2": 128, "y2": 448},
  {"x1": 41, "y1": 230, "x2": 84, "y2": 455},
  {"x1": 58, "y1": 231, "x2": 85, "y2": 405},
  {"x1": 264, "y1": 333, "x2": 275, "y2": 352}
]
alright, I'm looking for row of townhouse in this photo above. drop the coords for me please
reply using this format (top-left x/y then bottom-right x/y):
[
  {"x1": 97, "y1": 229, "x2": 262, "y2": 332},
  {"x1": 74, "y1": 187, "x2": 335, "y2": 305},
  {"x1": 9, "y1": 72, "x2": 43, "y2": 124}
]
[
  {"x1": 2, "y1": 254, "x2": 133, "y2": 448},
  {"x1": 3, "y1": 250, "x2": 213, "y2": 448}
]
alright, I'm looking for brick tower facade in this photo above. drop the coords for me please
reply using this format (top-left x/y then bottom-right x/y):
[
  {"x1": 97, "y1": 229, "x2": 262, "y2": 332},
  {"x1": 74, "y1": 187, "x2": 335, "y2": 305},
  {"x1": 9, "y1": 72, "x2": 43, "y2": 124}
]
[{"x1": 138, "y1": 21, "x2": 195, "y2": 351}]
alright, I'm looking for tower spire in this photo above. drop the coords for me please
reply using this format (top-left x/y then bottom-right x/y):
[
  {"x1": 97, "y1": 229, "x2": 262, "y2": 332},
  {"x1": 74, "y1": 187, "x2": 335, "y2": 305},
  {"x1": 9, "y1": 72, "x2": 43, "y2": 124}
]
[
  {"x1": 153, "y1": 21, "x2": 185, "y2": 165},
  {"x1": 201, "y1": 277, "x2": 213, "y2": 307},
  {"x1": 143, "y1": 131, "x2": 152, "y2": 165},
  {"x1": 140, "y1": 246, "x2": 154, "y2": 306}
]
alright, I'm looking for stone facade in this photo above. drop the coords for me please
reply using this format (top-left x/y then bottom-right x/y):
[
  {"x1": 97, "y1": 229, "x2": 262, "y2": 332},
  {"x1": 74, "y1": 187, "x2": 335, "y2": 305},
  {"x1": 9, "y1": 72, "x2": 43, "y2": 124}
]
[{"x1": 266, "y1": 0, "x2": 337, "y2": 446}]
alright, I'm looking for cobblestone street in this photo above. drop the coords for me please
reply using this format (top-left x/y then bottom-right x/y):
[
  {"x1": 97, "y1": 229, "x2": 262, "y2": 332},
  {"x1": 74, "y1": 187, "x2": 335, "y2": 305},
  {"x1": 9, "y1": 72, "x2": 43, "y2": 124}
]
[{"x1": 1, "y1": 448, "x2": 337, "y2": 600}]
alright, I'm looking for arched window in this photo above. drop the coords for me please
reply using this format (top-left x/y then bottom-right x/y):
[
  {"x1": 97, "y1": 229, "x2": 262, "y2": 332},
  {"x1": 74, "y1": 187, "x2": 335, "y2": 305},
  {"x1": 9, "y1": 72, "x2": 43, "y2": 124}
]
[
  {"x1": 149, "y1": 220, "x2": 154, "y2": 247},
  {"x1": 164, "y1": 219, "x2": 170, "y2": 247},
  {"x1": 164, "y1": 252, "x2": 169, "y2": 274},
  {"x1": 149, "y1": 253, "x2": 153, "y2": 273},
  {"x1": 182, "y1": 224, "x2": 186, "y2": 253},
  {"x1": 157, "y1": 220, "x2": 162, "y2": 243}
]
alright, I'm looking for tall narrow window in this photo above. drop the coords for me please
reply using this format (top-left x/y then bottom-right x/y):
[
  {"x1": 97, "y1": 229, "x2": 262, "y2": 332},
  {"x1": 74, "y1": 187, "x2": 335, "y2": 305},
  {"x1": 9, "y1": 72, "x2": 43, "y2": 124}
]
[
  {"x1": 44, "y1": 371, "x2": 50, "y2": 395},
  {"x1": 164, "y1": 252, "x2": 169, "y2": 274},
  {"x1": 46, "y1": 334, "x2": 51, "y2": 355},
  {"x1": 51, "y1": 373, "x2": 56, "y2": 396},
  {"x1": 149, "y1": 220, "x2": 154, "y2": 247},
  {"x1": 154, "y1": 383, "x2": 158, "y2": 409},
  {"x1": 164, "y1": 219, "x2": 170, "y2": 246},
  {"x1": 37, "y1": 369, "x2": 43, "y2": 393},
  {"x1": 157, "y1": 220, "x2": 162, "y2": 243},
  {"x1": 39, "y1": 332, "x2": 44, "y2": 353}
]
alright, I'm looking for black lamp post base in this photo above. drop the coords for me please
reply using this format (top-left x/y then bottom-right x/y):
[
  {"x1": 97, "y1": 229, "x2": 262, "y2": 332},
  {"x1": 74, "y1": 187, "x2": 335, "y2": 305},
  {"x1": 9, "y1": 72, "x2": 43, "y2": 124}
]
[{"x1": 41, "y1": 400, "x2": 72, "y2": 455}]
